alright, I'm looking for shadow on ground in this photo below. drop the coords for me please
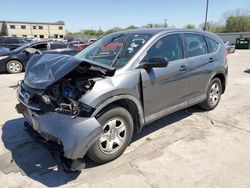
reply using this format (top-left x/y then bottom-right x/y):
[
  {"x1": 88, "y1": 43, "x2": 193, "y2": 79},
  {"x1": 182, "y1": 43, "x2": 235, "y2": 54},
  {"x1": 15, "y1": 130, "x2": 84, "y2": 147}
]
[
  {"x1": 1, "y1": 118, "x2": 80, "y2": 187},
  {"x1": 0, "y1": 106, "x2": 202, "y2": 186},
  {"x1": 132, "y1": 105, "x2": 202, "y2": 143}
]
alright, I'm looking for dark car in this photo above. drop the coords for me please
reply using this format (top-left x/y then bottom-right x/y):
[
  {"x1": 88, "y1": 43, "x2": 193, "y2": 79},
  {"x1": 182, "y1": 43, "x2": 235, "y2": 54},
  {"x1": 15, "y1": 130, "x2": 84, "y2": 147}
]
[
  {"x1": 0, "y1": 41, "x2": 81, "y2": 73},
  {"x1": 0, "y1": 36, "x2": 29, "y2": 50},
  {"x1": 16, "y1": 29, "x2": 228, "y2": 171}
]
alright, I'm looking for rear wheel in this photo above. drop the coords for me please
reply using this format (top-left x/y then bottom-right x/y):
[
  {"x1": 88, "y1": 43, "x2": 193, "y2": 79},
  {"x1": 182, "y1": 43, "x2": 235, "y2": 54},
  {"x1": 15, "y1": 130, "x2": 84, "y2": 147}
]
[
  {"x1": 6, "y1": 60, "x2": 23, "y2": 74},
  {"x1": 200, "y1": 78, "x2": 222, "y2": 110},
  {"x1": 87, "y1": 106, "x2": 134, "y2": 164}
]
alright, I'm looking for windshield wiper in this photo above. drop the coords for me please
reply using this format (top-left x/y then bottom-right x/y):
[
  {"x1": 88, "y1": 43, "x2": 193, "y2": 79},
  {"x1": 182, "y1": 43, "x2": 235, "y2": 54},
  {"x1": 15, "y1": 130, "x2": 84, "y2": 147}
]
[
  {"x1": 91, "y1": 34, "x2": 124, "y2": 61},
  {"x1": 103, "y1": 34, "x2": 124, "y2": 47},
  {"x1": 111, "y1": 35, "x2": 129, "y2": 66}
]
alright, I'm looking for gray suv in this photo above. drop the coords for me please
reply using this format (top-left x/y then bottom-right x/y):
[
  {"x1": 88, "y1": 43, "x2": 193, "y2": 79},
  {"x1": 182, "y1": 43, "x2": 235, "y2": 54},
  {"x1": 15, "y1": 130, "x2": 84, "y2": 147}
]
[{"x1": 16, "y1": 29, "x2": 228, "y2": 171}]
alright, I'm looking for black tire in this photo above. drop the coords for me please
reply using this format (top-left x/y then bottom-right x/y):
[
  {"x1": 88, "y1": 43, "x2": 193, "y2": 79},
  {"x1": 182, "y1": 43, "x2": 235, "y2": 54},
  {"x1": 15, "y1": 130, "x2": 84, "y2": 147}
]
[
  {"x1": 87, "y1": 106, "x2": 134, "y2": 164},
  {"x1": 6, "y1": 60, "x2": 23, "y2": 74},
  {"x1": 200, "y1": 78, "x2": 222, "y2": 111}
]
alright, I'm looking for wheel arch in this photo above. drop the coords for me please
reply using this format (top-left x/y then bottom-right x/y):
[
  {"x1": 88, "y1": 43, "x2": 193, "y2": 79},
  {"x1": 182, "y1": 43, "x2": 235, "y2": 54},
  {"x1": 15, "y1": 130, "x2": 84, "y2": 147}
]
[
  {"x1": 91, "y1": 95, "x2": 145, "y2": 134},
  {"x1": 211, "y1": 73, "x2": 226, "y2": 94}
]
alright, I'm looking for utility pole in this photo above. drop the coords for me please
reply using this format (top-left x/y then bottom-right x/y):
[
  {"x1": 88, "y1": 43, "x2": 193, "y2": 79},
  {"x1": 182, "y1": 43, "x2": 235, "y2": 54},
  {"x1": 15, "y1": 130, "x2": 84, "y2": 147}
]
[
  {"x1": 164, "y1": 19, "x2": 167, "y2": 28},
  {"x1": 204, "y1": 0, "x2": 209, "y2": 31}
]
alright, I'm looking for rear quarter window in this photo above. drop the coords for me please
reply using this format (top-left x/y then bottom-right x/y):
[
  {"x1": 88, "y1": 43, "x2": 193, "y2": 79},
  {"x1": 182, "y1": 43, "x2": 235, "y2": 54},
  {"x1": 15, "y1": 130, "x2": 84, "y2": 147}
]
[{"x1": 205, "y1": 37, "x2": 219, "y2": 53}]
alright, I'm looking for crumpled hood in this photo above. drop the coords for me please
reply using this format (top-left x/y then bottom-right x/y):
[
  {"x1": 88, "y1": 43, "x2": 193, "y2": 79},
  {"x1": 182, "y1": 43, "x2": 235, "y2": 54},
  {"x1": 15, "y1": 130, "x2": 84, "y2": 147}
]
[{"x1": 24, "y1": 54, "x2": 115, "y2": 90}]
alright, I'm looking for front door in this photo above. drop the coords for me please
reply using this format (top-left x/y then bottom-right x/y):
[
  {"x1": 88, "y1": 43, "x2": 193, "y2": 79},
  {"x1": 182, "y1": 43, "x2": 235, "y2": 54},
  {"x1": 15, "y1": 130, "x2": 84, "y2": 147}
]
[{"x1": 140, "y1": 34, "x2": 189, "y2": 123}]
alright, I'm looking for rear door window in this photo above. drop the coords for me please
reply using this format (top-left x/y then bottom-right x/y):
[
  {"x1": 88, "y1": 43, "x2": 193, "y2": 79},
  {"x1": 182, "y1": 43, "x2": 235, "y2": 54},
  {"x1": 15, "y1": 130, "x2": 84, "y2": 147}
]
[
  {"x1": 183, "y1": 33, "x2": 208, "y2": 58},
  {"x1": 205, "y1": 37, "x2": 219, "y2": 53},
  {"x1": 31, "y1": 43, "x2": 48, "y2": 51}
]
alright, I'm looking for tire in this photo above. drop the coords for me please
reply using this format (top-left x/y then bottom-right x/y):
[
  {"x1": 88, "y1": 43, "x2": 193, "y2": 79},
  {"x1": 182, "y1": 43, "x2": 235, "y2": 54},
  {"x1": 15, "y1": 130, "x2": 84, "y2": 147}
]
[
  {"x1": 200, "y1": 78, "x2": 222, "y2": 111},
  {"x1": 87, "y1": 106, "x2": 134, "y2": 164},
  {"x1": 6, "y1": 60, "x2": 23, "y2": 74}
]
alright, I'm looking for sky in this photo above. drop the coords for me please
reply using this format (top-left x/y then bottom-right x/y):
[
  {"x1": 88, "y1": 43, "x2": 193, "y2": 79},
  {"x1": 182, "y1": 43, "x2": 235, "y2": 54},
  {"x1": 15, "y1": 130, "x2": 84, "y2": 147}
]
[{"x1": 0, "y1": 0, "x2": 249, "y2": 32}]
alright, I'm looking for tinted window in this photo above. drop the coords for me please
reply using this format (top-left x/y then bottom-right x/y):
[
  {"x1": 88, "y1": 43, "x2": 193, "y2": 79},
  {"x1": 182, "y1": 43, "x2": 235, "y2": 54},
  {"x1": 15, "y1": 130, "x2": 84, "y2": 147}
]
[
  {"x1": 5, "y1": 38, "x2": 19, "y2": 44},
  {"x1": 147, "y1": 34, "x2": 183, "y2": 61},
  {"x1": 206, "y1": 37, "x2": 219, "y2": 53},
  {"x1": 184, "y1": 33, "x2": 208, "y2": 57},
  {"x1": 31, "y1": 43, "x2": 47, "y2": 51},
  {"x1": 50, "y1": 43, "x2": 67, "y2": 49},
  {"x1": 21, "y1": 25, "x2": 26, "y2": 29}
]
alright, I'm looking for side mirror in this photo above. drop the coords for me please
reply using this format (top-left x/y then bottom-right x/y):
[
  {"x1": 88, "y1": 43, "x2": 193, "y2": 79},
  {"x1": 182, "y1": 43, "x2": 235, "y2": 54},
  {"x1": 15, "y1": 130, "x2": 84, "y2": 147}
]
[{"x1": 138, "y1": 57, "x2": 169, "y2": 69}]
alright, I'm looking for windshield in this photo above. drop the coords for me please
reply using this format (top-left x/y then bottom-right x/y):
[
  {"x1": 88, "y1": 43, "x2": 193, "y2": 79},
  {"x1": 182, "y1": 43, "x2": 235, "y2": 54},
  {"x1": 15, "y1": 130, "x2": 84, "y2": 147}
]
[
  {"x1": 75, "y1": 33, "x2": 152, "y2": 67},
  {"x1": 12, "y1": 43, "x2": 31, "y2": 52}
]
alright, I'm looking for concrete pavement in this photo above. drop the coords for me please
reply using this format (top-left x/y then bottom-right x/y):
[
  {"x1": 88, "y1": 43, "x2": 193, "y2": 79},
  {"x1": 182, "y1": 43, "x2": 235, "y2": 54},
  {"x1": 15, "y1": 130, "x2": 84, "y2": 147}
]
[{"x1": 0, "y1": 50, "x2": 250, "y2": 187}]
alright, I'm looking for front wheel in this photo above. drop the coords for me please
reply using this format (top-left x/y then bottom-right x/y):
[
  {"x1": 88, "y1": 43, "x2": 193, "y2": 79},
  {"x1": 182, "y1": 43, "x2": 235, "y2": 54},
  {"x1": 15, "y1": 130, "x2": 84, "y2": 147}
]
[
  {"x1": 87, "y1": 106, "x2": 134, "y2": 164},
  {"x1": 6, "y1": 60, "x2": 23, "y2": 74},
  {"x1": 200, "y1": 78, "x2": 222, "y2": 111}
]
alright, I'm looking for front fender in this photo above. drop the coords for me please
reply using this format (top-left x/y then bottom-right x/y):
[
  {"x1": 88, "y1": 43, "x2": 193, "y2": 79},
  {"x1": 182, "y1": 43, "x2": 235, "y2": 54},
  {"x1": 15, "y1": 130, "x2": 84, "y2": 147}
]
[
  {"x1": 79, "y1": 70, "x2": 142, "y2": 109},
  {"x1": 79, "y1": 70, "x2": 145, "y2": 127}
]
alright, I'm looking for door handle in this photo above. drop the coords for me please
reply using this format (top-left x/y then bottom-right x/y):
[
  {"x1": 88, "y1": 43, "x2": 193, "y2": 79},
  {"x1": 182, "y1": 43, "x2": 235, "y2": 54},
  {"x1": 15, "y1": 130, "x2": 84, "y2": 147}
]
[
  {"x1": 209, "y1": 57, "x2": 215, "y2": 63},
  {"x1": 179, "y1": 65, "x2": 187, "y2": 72}
]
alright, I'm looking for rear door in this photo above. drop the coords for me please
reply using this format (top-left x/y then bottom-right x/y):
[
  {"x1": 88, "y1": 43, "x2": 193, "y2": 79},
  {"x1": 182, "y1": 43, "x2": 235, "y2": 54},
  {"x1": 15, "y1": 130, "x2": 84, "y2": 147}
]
[
  {"x1": 46, "y1": 43, "x2": 70, "y2": 54},
  {"x1": 140, "y1": 33, "x2": 190, "y2": 122},
  {"x1": 182, "y1": 33, "x2": 216, "y2": 102}
]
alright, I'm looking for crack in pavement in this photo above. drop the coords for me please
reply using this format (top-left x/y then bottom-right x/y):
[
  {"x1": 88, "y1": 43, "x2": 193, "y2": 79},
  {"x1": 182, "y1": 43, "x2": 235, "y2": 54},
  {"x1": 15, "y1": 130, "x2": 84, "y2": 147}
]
[
  {"x1": 193, "y1": 112, "x2": 250, "y2": 134},
  {"x1": 127, "y1": 161, "x2": 156, "y2": 188}
]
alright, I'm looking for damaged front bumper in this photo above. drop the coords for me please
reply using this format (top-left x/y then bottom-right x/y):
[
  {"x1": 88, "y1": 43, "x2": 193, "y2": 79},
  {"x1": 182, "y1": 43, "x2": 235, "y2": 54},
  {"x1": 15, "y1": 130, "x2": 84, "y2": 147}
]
[
  {"x1": 16, "y1": 81, "x2": 103, "y2": 163},
  {"x1": 21, "y1": 109, "x2": 103, "y2": 160}
]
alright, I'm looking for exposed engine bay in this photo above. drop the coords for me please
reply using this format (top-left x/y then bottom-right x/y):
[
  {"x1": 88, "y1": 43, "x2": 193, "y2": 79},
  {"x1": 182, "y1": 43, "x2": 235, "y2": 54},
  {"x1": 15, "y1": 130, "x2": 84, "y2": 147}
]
[
  {"x1": 17, "y1": 54, "x2": 116, "y2": 119},
  {"x1": 38, "y1": 64, "x2": 106, "y2": 117}
]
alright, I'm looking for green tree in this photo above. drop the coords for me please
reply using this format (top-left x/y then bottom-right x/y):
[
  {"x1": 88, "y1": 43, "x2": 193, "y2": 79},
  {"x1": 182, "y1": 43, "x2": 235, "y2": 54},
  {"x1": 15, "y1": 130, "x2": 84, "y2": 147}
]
[
  {"x1": 184, "y1": 24, "x2": 196, "y2": 29},
  {"x1": 198, "y1": 21, "x2": 225, "y2": 33},
  {"x1": 225, "y1": 15, "x2": 250, "y2": 32},
  {"x1": 143, "y1": 23, "x2": 167, "y2": 28},
  {"x1": 126, "y1": 25, "x2": 139, "y2": 30},
  {"x1": 224, "y1": 8, "x2": 250, "y2": 32},
  {"x1": 104, "y1": 27, "x2": 123, "y2": 35}
]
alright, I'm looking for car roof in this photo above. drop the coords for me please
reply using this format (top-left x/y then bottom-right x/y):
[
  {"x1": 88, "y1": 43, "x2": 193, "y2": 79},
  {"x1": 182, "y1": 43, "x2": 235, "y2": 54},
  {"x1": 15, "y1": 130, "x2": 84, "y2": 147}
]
[
  {"x1": 114, "y1": 28, "x2": 222, "y2": 43},
  {"x1": 115, "y1": 28, "x2": 205, "y2": 35}
]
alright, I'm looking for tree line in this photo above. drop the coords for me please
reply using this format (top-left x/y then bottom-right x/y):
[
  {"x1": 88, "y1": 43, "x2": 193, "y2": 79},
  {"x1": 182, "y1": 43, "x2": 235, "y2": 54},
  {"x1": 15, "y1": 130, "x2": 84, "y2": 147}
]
[{"x1": 67, "y1": 8, "x2": 250, "y2": 38}]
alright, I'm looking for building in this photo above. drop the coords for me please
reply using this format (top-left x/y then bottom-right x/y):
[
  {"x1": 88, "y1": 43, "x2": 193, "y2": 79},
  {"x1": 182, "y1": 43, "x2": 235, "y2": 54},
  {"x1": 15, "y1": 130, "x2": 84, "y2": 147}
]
[{"x1": 0, "y1": 20, "x2": 66, "y2": 39}]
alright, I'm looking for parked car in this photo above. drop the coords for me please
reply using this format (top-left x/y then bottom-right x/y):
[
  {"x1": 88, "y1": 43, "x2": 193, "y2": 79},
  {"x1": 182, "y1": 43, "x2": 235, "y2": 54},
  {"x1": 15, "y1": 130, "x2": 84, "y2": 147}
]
[
  {"x1": 0, "y1": 41, "x2": 81, "y2": 73},
  {"x1": 0, "y1": 36, "x2": 29, "y2": 50},
  {"x1": 16, "y1": 29, "x2": 228, "y2": 171},
  {"x1": 225, "y1": 41, "x2": 236, "y2": 54},
  {"x1": 71, "y1": 38, "x2": 98, "y2": 50}
]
